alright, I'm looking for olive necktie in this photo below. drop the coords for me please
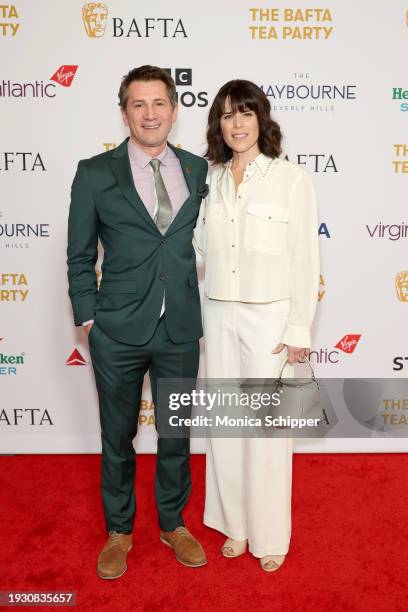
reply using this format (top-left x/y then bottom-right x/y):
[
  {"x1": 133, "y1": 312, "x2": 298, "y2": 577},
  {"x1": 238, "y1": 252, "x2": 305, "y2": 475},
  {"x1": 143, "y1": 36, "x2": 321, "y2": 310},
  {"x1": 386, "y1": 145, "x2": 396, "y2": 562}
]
[{"x1": 150, "y1": 158, "x2": 173, "y2": 234}]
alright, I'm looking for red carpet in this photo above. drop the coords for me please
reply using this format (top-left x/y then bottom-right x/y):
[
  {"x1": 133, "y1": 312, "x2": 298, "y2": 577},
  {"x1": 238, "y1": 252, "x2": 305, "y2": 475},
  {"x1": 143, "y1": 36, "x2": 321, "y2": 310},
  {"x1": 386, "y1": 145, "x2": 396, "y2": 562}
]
[{"x1": 0, "y1": 453, "x2": 407, "y2": 611}]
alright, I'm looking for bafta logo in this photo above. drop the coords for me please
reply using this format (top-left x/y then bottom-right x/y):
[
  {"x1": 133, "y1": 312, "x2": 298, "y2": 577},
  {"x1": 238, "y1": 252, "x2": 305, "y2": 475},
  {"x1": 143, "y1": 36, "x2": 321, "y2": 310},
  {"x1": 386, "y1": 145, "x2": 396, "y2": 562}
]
[
  {"x1": 82, "y1": 2, "x2": 108, "y2": 38},
  {"x1": 395, "y1": 271, "x2": 408, "y2": 302}
]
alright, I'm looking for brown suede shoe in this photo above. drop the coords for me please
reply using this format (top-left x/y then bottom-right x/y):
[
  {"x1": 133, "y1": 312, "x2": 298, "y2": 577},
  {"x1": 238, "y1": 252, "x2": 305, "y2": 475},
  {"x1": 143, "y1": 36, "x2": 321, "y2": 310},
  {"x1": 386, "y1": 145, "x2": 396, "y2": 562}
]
[
  {"x1": 97, "y1": 531, "x2": 132, "y2": 579},
  {"x1": 160, "y1": 526, "x2": 207, "y2": 567}
]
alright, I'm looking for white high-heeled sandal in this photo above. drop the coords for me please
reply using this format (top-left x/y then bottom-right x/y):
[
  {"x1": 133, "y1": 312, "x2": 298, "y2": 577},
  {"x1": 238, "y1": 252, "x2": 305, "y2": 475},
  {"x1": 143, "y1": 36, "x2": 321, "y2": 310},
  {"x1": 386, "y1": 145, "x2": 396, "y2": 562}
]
[
  {"x1": 221, "y1": 538, "x2": 248, "y2": 558},
  {"x1": 260, "y1": 554, "x2": 286, "y2": 572}
]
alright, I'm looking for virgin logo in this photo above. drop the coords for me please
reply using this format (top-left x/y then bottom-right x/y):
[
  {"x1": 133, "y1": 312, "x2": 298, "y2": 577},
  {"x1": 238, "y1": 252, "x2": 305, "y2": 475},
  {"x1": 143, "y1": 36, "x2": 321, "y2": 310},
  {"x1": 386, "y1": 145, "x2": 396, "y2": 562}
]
[
  {"x1": 50, "y1": 65, "x2": 78, "y2": 87},
  {"x1": 335, "y1": 334, "x2": 361, "y2": 354}
]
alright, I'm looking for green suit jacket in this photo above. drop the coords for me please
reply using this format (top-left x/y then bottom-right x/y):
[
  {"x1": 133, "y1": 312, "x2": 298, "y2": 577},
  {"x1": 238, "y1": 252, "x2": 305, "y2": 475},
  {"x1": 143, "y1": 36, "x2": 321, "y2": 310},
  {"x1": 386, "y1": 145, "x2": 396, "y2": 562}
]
[{"x1": 67, "y1": 138, "x2": 208, "y2": 345}]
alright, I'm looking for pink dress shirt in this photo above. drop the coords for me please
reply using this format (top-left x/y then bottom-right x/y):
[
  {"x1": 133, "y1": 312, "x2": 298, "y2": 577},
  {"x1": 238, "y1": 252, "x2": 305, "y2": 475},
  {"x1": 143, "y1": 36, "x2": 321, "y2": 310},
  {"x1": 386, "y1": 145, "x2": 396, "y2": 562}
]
[{"x1": 127, "y1": 138, "x2": 190, "y2": 219}]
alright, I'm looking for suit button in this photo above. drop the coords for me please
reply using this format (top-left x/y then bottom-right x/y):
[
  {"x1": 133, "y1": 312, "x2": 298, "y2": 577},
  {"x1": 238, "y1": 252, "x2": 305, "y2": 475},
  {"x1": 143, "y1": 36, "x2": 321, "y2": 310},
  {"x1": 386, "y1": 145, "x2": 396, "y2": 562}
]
[
  {"x1": 159, "y1": 273, "x2": 165, "y2": 281},
  {"x1": 161, "y1": 239, "x2": 166, "y2": 244}
]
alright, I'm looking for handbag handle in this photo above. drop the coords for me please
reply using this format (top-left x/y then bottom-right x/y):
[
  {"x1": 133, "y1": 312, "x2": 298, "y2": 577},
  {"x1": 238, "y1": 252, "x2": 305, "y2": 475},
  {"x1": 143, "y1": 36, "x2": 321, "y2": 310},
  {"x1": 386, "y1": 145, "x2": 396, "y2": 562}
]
[{"x1": 277, "y1": 355, "x2": 317, "y2": 382}]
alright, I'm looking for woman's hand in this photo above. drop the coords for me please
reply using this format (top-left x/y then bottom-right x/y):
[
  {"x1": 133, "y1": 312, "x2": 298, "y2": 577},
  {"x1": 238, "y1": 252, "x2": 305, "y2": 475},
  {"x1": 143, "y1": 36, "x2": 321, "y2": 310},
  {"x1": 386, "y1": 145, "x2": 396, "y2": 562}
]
[{"x1": 272, "y1": 343, "x2": 310, "y2": 364}]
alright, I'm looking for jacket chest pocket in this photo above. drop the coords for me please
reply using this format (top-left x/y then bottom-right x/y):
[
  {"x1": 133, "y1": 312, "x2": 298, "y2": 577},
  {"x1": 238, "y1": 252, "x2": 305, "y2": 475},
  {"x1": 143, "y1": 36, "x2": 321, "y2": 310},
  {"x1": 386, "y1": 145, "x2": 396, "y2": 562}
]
[{"x1": 245, "y1": 203, "x2": 289, "y2": 255}]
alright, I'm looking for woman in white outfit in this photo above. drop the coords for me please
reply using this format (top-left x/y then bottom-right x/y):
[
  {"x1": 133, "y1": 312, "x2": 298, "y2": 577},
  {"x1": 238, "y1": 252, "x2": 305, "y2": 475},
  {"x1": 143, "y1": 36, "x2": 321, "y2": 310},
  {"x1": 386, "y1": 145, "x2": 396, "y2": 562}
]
[{"x1": 193, "y1": 80, "x2": 319, "y2": 572}]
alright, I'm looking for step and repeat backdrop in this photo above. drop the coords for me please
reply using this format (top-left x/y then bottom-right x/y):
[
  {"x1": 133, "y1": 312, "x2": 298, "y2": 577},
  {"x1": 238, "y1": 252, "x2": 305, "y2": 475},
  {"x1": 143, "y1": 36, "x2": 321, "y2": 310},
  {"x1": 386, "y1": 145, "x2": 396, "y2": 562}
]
[{"x1": 1, "y1": 1, "x2": 407, "y2": 453}]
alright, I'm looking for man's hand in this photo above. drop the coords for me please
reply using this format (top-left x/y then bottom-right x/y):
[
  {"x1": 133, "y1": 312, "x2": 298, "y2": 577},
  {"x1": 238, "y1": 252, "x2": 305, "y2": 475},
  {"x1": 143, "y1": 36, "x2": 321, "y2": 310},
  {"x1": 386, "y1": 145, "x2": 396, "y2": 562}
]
[
  {"x1": 83, "y1": 321, "x2": 94, "y2": 336},
  {"x1": 272, "y1": 343, "x2": 310, "y2": 364}
]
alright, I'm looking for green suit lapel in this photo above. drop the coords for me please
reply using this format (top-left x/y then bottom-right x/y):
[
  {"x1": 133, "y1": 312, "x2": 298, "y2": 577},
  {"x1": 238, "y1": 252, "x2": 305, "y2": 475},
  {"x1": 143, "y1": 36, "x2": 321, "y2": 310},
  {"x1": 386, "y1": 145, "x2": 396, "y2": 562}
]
[
  {"x1": 168, "y1": 143, "x2": 198, "y2": 196},
  {"x1": 109, "y1": 138, "x2": 158, "y2": 231},
  {"x1": 165, "y1": 143, "x2": 202, "y2": 236},
  {"x1": 109, "y1": 138, "x2": 201, "y2": 236}
]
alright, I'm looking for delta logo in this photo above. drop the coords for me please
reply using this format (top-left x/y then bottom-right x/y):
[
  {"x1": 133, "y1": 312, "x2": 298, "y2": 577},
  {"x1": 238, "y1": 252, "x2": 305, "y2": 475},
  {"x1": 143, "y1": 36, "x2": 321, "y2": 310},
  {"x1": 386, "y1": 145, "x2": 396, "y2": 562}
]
[
  {"x1": 310, "y1": 334, "x2": 361, "y2": 364},
  {"x1": 66, "y1": 349, "x2": 88, "y2": 366},
  {"x1": 0, "y1": 65, "x2": 78, "y2": 99}
]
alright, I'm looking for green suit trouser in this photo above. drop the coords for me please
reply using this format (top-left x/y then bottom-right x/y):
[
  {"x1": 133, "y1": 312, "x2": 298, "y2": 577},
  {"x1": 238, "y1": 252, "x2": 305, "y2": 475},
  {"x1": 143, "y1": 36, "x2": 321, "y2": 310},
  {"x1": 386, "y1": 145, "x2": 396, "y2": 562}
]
[{"x1": 88, "y1": 315, "x2": 199, "y2": 534}]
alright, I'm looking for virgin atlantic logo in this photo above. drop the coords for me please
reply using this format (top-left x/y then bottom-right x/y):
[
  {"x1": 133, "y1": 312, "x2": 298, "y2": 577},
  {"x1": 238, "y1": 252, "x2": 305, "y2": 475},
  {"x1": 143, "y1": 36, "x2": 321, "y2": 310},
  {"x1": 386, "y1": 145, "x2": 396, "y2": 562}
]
[
  {"x1": 0, "y1": 65, "x2": 79, "y2": 99},
  {"x1": 335, "y1": 334, "x2": 361, "y2": 354},
  {"x1": 50, "y1": 65, "x2": 78, "y2": 88}
]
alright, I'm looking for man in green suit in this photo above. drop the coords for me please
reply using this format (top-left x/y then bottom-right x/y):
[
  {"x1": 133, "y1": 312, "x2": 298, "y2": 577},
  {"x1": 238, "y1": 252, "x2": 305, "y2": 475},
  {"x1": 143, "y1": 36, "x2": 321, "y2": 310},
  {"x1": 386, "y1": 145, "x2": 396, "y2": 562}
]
[{"x1": 67, "y1": 65, "x2": 208, "y2": 578}]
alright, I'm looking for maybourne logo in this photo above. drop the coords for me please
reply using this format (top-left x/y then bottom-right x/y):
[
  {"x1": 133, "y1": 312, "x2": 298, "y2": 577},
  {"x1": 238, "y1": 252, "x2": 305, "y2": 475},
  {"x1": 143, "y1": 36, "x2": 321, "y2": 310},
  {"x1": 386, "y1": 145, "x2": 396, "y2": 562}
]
[
  {"x1": 66, "y1": 349, "x2": 87, "y2": 366},
  {"x1": 0, "y1": 65, "x2": 78, "y2": 98},
  {"x1": 261, "y1": 72, "x2": 356, "y2": 113},
  {"x1": 0, "y1": 214, "x2": 50, "y2": 249},
  {"x1": 392, "y1": 88, "x2": 408, "y2": 112}
]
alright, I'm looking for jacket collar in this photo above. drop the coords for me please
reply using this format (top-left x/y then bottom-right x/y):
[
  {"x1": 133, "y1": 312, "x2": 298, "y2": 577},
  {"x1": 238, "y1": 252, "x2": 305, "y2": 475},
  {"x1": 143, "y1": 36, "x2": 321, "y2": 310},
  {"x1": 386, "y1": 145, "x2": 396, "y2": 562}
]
[
  {"x1": 113, "y1": 137, "x2": 196, "y2": 195},
  {"x1": 110, "y1": 138, "x2": 157, "y2": 231},
  {"x1": 109, "y1": 138, "x2": 198, "y2": 236}
]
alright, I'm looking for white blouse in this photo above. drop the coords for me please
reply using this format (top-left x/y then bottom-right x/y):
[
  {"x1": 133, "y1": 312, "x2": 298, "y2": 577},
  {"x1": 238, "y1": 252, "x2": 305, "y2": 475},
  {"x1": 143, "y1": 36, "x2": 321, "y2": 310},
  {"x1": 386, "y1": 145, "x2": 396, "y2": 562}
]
[{"x1": 193, "y1": 153, "x2": 320, "y2": 348}]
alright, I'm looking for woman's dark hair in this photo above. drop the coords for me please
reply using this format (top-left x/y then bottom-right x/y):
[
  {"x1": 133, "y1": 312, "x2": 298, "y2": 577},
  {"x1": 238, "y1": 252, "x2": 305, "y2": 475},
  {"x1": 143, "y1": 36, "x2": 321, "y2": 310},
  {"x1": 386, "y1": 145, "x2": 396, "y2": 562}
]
[{"x1": 205, "y1": 79, "x2": 282, "y2": 164}]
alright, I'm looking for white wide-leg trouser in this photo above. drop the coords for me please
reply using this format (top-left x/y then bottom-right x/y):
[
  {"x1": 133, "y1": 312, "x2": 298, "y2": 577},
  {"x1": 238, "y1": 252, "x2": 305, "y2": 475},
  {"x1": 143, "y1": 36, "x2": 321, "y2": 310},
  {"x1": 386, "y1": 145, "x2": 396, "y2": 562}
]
[{"x1": 203, "y1": 297, "x2": 294, "y2": 557}]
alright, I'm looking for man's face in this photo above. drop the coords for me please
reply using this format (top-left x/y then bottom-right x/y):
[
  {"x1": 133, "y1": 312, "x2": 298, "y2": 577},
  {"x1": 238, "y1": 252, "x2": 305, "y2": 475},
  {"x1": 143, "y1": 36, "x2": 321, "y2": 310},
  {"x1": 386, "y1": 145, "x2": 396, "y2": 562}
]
[{"x1": 121, "y1": 80, "x2": 178, "y2": 154}]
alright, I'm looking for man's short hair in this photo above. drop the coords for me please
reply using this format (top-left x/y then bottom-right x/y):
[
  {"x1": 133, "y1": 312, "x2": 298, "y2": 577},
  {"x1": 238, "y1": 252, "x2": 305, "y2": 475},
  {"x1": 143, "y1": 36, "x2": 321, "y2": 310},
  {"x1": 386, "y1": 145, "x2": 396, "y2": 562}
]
[{"x1": 118, "y1": 65, "x2": 177, "y2": 109}]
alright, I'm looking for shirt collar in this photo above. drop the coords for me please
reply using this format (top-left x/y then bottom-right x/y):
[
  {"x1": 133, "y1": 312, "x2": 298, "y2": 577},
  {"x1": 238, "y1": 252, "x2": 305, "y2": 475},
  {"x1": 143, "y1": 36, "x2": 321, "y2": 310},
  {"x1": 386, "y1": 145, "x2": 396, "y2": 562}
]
[
  {"x1": 248, "y1": 153, "x2": 281, "y2": 178},
  {"x1": 127, "y1": 138, "x2": 172, "y2": 169},
  {"x1": 219, "y1": 153, "x2": 279, "y2": 183}
]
